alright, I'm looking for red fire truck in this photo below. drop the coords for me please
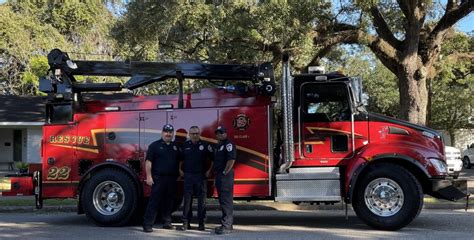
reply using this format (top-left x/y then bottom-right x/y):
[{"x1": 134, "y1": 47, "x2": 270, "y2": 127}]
[{"x1": 0, "y1": 49, "x2": 467, "y2": 230}]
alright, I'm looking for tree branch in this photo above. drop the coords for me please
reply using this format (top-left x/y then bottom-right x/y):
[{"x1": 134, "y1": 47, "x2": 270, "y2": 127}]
[
  {"x1": 397, "y1": 0, "x2": 411, "y2": 19},
  {"x1": 369, "y1": 6, "x2": 402, "y2": 50},
  {"x1": 421, "y1": 0, "x2": 474, "y2": 66},
  {"x1": 306, "y1": 45, "x2": 334, "y2": 69},
  {"x1": 430, "y1": 0, "x2": 474, "y2": 39},
  {"x1": 307, "y1": 28, "x2": 400, "y2": 74}
]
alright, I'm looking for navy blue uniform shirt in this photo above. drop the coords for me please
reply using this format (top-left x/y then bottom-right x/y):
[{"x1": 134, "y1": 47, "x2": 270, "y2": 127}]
[
  {"x1": 182, "y1": 140, "x2": 213, "y2": 173},
  {"x1": 213, "y1": 138, "x2": 236, "y2": 172},
  {"x1": 146, "y1": 139, "x2": 181, "y2": 176}
]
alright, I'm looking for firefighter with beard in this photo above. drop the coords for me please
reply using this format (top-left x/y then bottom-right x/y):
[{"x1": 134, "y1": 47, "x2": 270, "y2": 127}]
[{"x1": 143, "y1": 124, "x2": 181, "y2": 232}]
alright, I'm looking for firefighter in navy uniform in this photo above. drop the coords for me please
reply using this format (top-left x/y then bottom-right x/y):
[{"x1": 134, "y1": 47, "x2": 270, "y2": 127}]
[
  {"x1": 213, "y1": 126, "x2": 236, "y2": 235},
  {"x1": 178, "y1": 126, "x2": 213, "y2": 231},
  {"x1": 143, "y1": 124, "x2": 181, "y2": 233}
]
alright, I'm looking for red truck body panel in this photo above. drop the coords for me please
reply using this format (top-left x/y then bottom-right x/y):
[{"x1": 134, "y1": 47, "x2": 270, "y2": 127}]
[{"x1": 41, "y1": 88, "x2": 272, "y2": 199}]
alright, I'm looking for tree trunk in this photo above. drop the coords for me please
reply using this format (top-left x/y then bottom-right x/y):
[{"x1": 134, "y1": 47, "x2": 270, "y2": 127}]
[
  {"x1": 426, "y1": 77, "x2": 433, "y2": 126},
  {"x1": 448, "y1": 129, "x2": 456, "y2": 147},
  {"x1": 398, "y1": 62, "x2": 428, "y2": 126}
]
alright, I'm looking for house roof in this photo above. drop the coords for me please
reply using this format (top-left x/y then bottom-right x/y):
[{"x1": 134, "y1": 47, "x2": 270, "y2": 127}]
[{"x1": 0, "y1": 95, "x2": 45, "y2": 123}]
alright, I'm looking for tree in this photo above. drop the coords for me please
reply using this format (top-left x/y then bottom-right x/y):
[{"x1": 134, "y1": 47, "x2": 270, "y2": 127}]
[
  {"x1": 429, "y1": 31, "x2": 473, "y2": 144},
  {"x1": 0, "y1": 1, "x2": 118, "y2": 95},
  {"x1": 113, "y1": 1, "x2": 473, "y2": 125},
  {"x1": 308, "y1": 0, "x2": 474, "y2": 125},
  {"x1": 112, "y1": 0, "x2": 333, "y2": 95},
  {"x1": 0, "y1": 3, "x2": 68, "y2": 95}
]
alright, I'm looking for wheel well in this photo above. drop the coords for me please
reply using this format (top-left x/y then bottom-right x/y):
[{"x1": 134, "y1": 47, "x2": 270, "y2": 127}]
[
  {"x1": 360, "y1": 159, "x2": 431, "y2": 195},
  {"x1": 77, "y1": 163, "x2": 143, "y2": 214}
]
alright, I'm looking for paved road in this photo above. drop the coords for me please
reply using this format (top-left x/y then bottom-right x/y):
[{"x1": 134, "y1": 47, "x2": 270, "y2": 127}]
[{"x1": 0, "y1": 209, "x2": 473, "y2": 239}]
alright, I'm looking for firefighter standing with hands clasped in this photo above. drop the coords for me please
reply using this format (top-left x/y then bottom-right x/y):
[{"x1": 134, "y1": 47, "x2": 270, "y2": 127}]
[
  {"x1": 178, "y1": 126, "x2": 213, "y2": 231},
  {"x1": 143, "y1": 124, "x2": 181, "y2": 233},
  {"x1": 213, "y1": 126, "x2": 236, "y2": 235}
]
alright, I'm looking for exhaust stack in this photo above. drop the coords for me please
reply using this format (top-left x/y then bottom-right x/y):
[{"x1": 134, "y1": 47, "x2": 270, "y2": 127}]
[{"x1": 279, "y1": 54, "x2": 295, "y2": 173}]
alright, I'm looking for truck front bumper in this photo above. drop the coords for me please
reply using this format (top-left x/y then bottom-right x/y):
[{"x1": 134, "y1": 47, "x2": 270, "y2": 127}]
[{"x1": 430, "y1": 178, "x2": 468, "y2": 201}]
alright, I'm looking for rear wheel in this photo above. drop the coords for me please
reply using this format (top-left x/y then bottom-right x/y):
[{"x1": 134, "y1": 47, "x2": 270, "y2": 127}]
[
  {"x1": 81, "y1": 169, "x2": 138, "y2": 226},
  {"x1": 352, "y1": 163, "x2": 423, "y2": 230},
  {"x1": 463, "y1": 157, "x2": 471, "y2": 169}
]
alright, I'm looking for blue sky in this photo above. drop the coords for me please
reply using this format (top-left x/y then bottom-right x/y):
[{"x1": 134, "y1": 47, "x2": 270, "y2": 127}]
[{"x1": 456, "y1": 12, "x2": 473, "y2": 33}]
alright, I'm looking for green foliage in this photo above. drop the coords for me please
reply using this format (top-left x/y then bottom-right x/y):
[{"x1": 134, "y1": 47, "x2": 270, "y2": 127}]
[
  {"x1": 429, "y1": 32, "x2": 473, "y2": 131},
  {"x1": 325, "y1": 46, "x2": 399, "y2": 117},
  {"x1": 112, "y1": 0, "x2": 329, "y2": 94},
  {"x1": 0, "y1": 1, "x2": 117, "y2": 95},
  {"x1": 15, "y1": 161, "x2": 28, "y2": 171}
]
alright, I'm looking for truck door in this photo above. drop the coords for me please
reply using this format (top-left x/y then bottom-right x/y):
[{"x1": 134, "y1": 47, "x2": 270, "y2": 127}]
[
  {"x1": 42, "y1": 103, "x2": 77, "y2": 198},
  {"x1": 140, "y1": 111, "x2": 168, "y2": 155},
  {"x1": 298, "y1": 82, "x2": 367, "y2": 165}
]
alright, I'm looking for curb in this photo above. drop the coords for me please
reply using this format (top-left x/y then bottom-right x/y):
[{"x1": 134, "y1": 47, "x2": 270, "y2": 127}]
[{"x1": 1, "y1": 197, "x2": 472, "y2": 213}]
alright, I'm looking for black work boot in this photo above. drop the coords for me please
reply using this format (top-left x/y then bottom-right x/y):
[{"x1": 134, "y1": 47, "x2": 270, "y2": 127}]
[
  {"x1": 143, "y1": 225, "x2": 153, "y2": 233},
  {"x1": 198, "y1": 224, "x2": 205, "y2": 231},
  {"x1": 162, "y1": 223, "x2": 174, "y2": 229},
  {"x1": 214, "y1": 225, "x2": 232, "y2": 234},
  {"x1": 177, "y1": 222, "x2": 190, "y2": 231}
]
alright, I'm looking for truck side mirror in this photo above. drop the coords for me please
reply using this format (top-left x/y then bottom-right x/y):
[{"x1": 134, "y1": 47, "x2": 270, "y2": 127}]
[{"x1": 361, "y1": 93, "x2": 369, "y2": 106}]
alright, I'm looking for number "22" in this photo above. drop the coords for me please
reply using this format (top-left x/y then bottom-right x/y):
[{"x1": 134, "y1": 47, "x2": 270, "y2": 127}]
[{"x1": 47, "y1": 166, "x2": 71, "y2": 180}]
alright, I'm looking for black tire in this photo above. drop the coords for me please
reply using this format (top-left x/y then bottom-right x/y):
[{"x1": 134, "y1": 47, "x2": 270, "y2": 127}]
[
  {"x1": 81, "y1": 168, "x2": 138, "y2": 226},
  {"x1": 452, "y1": 172, "x2": 459, "y2": 179},
  {"x1": 352, "y1": 163, "x2": 423, "y2": 230},
  {"x1": 463, "y1": 157, "x2": 471, "y2": 169}
]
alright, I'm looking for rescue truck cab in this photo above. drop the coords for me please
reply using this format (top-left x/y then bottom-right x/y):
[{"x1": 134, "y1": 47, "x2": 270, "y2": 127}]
[{"x1": 0, "y1": 49, "x2": 467, "y2": 230}]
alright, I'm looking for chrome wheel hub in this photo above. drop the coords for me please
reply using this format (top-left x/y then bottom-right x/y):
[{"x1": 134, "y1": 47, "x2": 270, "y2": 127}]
[
  {"x1": 364, "y1": 178, "x2": 404, "y2": 217},
  {"x1": 93, "y1": 181, "x2": 125, "y2": 216}
]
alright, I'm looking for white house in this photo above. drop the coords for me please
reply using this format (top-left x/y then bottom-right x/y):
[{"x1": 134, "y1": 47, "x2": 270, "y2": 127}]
[{"x1": 0, "y1": 95, "x2": 44, "y2": 170}]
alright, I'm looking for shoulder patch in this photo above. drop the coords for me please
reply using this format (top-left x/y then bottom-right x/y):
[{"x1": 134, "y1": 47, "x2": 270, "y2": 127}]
[{"x1": 226, "y1": 143, "x2": 233, "y2": 152}]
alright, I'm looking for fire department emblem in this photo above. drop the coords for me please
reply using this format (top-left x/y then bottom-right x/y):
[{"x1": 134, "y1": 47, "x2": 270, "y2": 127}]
[
  {"x1": 199, "y1": 145, "x2": 204, "y2": 150},
  {"x1": 233, "y1": 113, "x2": 251, "y2": 131},
  {"x1": 226, "y1": 143, "x2": 233, "y2": 152}
]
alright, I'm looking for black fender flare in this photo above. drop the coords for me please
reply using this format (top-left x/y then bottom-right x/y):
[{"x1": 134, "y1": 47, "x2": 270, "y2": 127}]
[
  {"x1": 77, "y1": 162, "x2": 143, "y2": 214},
  {"x1": 346, "y1": 154, "x2": 431, "y2": 203}
]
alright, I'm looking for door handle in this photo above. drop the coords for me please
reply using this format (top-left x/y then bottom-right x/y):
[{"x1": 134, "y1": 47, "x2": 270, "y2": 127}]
[{"x1": 305, "y1": 144, "x2": 313, "y2": 153}]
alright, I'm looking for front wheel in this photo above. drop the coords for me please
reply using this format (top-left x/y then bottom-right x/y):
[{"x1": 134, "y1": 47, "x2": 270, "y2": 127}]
[
  {"x1": 352, "y1": 163, "x2": 423, "y2": 230},
  {"x1": 81, "y1": 169, "x2": 138, "y2": 226},
  {"x1": 463, "y1": 157, "x2": 471, "y2": 169}
]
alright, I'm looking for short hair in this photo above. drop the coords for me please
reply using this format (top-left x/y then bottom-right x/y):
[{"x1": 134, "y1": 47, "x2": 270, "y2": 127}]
[{"x1": 189, "y1": 126, "x2": 200, "y2": 131}]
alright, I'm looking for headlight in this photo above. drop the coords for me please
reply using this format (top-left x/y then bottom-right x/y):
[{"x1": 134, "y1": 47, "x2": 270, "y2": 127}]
[{"x1": 429, "y1": 158, "x2": 448, "y2": 175}]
